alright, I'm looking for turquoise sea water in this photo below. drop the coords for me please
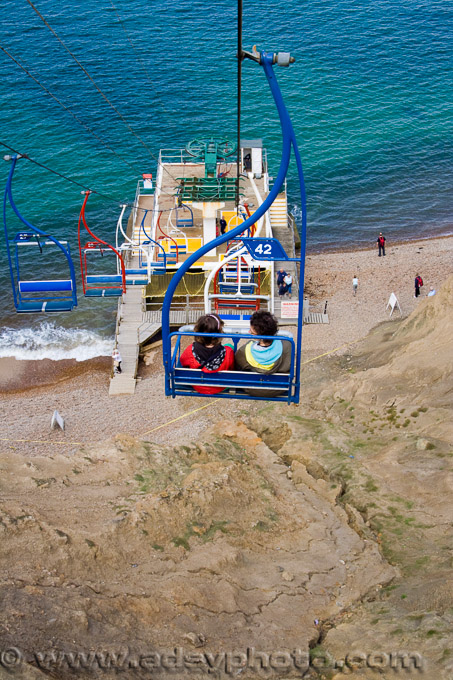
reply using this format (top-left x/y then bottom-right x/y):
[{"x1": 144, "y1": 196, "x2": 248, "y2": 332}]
[{"x1": 0, "y1": 0, "x2": 452, "y2": 357}]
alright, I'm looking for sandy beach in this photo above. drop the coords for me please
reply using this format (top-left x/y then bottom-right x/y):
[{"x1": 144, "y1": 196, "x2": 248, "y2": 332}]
[{"x1": 1, "y1": 235, "x2": 452, "y2": 455}]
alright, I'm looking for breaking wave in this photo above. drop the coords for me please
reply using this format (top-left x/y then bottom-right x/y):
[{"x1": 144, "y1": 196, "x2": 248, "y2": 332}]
[{"x1": 0, "y1": 322, "x2": 114, "y2": 361}]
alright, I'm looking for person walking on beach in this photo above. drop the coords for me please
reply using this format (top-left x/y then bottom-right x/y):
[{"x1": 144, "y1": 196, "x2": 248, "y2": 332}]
[
  {"x1": 414, "y1": 274, "x2": 423, "y2": 298},
  {"x1": 377, "y1": 232, "x2": 386, "y2": 257},
  {"x1": 112, "y1": 347, "x2": 122, "y2": 374},
  {"x1": 352, "y1": 275, "x2": 359, "y2": 296}
]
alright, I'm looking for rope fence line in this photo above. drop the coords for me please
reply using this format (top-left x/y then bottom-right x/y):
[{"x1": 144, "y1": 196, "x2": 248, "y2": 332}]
[
  {"x1": 301, "y1": 337, "x2": 363, "y2": 364},
  {"x1": 0, "y1": 437, "x2": 91, "y2": 446},
  {"x1": 0, "y1": 336, "x2": 364, "y2": 448},
  {"x1": 140, "y1": 400, "x2": 221, "y2": 436}
]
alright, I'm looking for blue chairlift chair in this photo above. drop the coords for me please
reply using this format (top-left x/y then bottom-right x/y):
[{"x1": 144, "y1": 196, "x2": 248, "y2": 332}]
[
  {"x1": 162, "y1": 49, "x2": 307, "y2": 404},
  {"x1": 2, "y1": 155, "x2": 77, "y2": 313}
]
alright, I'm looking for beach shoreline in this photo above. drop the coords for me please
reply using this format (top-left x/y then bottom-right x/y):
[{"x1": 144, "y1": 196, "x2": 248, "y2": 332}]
[
  {"x1": 1, "y1": 235, "x2": 452, "y2": 393},
  {"x1": 0, "y1": 356, "x2": 111, "y2": 394},
  {"x1": 305, "y1": 230, "x2": 453, "y2": 255}
]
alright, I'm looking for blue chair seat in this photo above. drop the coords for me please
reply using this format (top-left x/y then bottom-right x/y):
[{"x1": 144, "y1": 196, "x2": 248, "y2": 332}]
[
  {"x1": 218, "y1": 314, "x2": 252, "y2": 321},
  {"x1": 171, "y1": 368, "x2": 292, "y2": 401},
  {"x1": 218, "y1": 284, "x2": 256, "y2": 294},
  {"x1": 86, "y1": 275, "x2": 123, "y2": 284},
  {"x1": 18, "y1": 279, "x2": 73, "y2": 292},
  {"x1": 125, "y1": 278, "x2": 148, "y2": 285},
  {"x1": 85, "y1": 289, "x2": 123, "y2": 298},
  {"x1": 16, "y1": 299, "x2": 75, "y2": 313}
]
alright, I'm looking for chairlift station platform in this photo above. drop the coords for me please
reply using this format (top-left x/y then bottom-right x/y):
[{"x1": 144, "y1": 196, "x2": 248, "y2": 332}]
[{"x1": 109, "y1": 139, "x2": 327, "y2": 395}]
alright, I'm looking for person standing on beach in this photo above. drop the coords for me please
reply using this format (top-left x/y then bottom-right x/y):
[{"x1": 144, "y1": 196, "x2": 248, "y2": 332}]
[
  {"x1": 414, "y1": 274, "x2": 423, "y2": 298},
  {"x1": 352, "y1": 275, "x2": 359, "y2": 296},
  {"x1": 112, "y1": 347, "x2": 122, "y2": 374},
  {"x1": 377, "y1": 232, "x2": 386, "y2": 256}
]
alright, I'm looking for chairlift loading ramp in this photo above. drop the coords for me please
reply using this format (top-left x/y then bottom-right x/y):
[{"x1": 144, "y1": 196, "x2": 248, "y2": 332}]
[
  {"x1": 109, "y1": 291, "x2": 206, "y2": 396},
  {"x1": 109, "y1": 181, "x2": 163, "y2": 394}
]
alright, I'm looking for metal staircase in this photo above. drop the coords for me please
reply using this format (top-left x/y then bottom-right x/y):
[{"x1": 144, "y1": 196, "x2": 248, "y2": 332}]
[
  {"x1": 109, "y1": 287, "x2": 144, "y2": 395},
  {"x1": 269, "y1": 192, "x2": 299, "y2": 300}
]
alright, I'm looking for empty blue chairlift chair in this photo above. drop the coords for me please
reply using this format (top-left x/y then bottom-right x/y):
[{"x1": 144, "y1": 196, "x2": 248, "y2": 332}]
[
  {"x1": 78, "y1": 191, "x2": 126, "y2": 297},
  {"x1": 162, "y1": 49, "x2": 307, "y2": 404},
  {"x1": 2, "y1": 155, "x2": 77, "y2": 313},
  {"x1": 137, "y1": 209, "x2": 167, "y2": 276},
  {"x1": 175, "y1": 203, "x2": 194, "y2": 228},
  {"x1": 115, "y1": 206, "x2": 167, "y2": 283}
]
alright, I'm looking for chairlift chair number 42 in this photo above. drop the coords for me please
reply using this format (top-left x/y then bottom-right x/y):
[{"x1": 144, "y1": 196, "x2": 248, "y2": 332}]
[{"x1": 162, "y1": 48, "x2": 307, "y2": 404}]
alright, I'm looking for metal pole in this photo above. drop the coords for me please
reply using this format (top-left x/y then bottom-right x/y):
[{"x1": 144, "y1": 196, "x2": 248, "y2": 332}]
[{"x1": 237, "y1": 0, "x2": 242, "y2": 208}]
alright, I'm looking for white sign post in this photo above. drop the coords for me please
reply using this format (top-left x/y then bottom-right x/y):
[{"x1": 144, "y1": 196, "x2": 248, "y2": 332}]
[{"x1": 386, "y1": 292, "x2": 402, "y2": 317}]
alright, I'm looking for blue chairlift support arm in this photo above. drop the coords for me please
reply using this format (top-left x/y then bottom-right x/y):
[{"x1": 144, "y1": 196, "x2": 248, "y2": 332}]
[
  {"x1": 162, "y1": 50, "x2": 307, "y2": 402},
  {"x1": 139, "y1": 209, "x2": 167, "y2": 269}
]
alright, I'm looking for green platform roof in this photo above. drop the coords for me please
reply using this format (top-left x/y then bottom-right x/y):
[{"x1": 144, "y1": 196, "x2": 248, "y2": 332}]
[{"x1": 176, "y1": 177, "x2": 244, "y2": 202}]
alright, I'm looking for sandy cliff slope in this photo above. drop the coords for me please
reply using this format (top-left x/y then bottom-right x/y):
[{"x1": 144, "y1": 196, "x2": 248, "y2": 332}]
[{"x1": 0, "y1": 277, "x2": 452, "y2": 679}]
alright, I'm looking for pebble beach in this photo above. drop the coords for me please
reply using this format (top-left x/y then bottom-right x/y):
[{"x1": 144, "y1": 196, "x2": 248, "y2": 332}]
[{"x1": 1, "y1": 235, "x2": 452, "y2": 456}]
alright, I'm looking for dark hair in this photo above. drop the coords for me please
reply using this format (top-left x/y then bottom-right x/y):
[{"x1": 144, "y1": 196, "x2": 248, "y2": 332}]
[
  {"x1": 250, "y1": 311, "x2": 278, "y2": 337},
  {"x1": 194, "y1": 314, "x2": 224, "y2": 346}
]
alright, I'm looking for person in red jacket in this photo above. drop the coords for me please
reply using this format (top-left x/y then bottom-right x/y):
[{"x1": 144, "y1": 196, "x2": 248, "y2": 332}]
[
  {"x1": 377, "y1": 232, "x2": 386, "y2": 256},
  {"x1": 179, "y1": 313, "x2": 234, "y2": 394},
  {"x1": 414, "y1": 274, "x2": 423, "y2": 298}
]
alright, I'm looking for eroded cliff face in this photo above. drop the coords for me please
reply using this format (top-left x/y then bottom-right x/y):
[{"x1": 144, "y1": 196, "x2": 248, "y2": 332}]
[
  {"x1": 0, "y1": 418, "x2": 395, "y2": 679},
  {"x1": 1, "y1": 276, "x2": 452, "y2": 680}
]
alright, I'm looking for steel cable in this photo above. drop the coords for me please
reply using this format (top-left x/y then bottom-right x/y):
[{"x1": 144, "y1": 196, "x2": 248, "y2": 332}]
[
  {"x1": 0, "y1": 44, "x2": 142, "y2": 176},
  {"x1": 0, "y1": 141, "x2": 176, "y2": 215},
  {"x1": 108, "y1": 0, "x2": 171, "y2": 117}
]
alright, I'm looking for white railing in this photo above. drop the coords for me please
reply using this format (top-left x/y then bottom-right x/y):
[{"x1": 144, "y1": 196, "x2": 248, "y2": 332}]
[{"x1": 159, "y1": 148, "x2": 199, "y2": 165}]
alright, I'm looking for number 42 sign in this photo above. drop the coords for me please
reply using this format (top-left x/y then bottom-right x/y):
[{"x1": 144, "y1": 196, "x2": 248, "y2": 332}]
[{"x1": 240, "y1": 238, "x2": 296, "y2": 261}]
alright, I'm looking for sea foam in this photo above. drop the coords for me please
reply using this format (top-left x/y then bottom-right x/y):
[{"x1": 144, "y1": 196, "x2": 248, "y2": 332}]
[{"x1": 0, "y1": 322, "x2": 114, "y2": 361}]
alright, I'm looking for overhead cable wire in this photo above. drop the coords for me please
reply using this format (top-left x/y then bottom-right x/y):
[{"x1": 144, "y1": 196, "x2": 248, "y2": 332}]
[
  {"x1": 0, "y1": 44, "x2": 142, "y2": 176},
  {"x1": 26, "y1": 0, "x2": 157, "y2": 162},
  {"x1": 0, "y1": 140, "x2": 122, "y2": 201},
  {"x1": 25, "y1": 0, "x2": 186, "y2": 187},
  {"x1": 108, "y1": 0, "x2": 171, "y2": 117},
  {"x1": 0, "y1": 141, "x2": 176, "y2": 215},
  {"x1": 1, "y1": 43, "x2": 186, "y2": 203}
]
